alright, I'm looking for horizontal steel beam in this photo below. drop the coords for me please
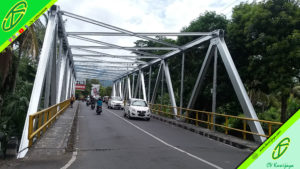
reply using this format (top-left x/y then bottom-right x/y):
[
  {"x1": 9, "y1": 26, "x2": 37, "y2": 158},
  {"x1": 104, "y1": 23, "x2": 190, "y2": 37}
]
[
  {"x1": 75, "y1": 65, "x2": 136, "y2": 70},
  {"x1": 76, "y1": 75, "x2": 115, "y2": 80},
  {"x1": 67, "y1": 32, "x2": 212, "y2": 36},
  {"x1": 76, "y1": 70, "x2": 125, "y2": 75},
  {"x1": 73, "y1": 55, "x2": 139, "y2": 63},
  {"x1": 115, "y1": 35, "x2": 213, "y2": 80},
  {"x1": 70, "y1": 45, "x2": 176, "y2": 50},
  {"x1": 75, "y1": 64, "x2": 136, "y2": 68},
  {"x1": 68, "y1": 35, "x2": 161, "y2": 57},
  {"x1": 74, "y1": 59, "x2": 141, "y2": 64},
  {"x1": 76, "y1": 67, "x2": 130, "y2": 72},
  {"x1": 73, "y1": 54, "x2": 158, "y2": 59},
  {"x1": 77, "y1": 72, "x2": 122, "y2": 76},
  {"x1": 61, "y1": 11, "x2": 181, "y2": 48},
  {"x1": 72, "y1": 47, "x2": 160, "y2": 58},
  {"x1": 76, "y1": 72, "x2": 119, "y2": 77},
  {"x1": 74, "y1": 58, "x2": 145, "y2": 64}
]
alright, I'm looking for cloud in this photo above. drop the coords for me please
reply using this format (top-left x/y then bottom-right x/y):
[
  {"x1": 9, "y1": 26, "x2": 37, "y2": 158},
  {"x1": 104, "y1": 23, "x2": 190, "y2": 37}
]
[{"x1": 55, "y1": 0, "x2": 252, "y2": 80}]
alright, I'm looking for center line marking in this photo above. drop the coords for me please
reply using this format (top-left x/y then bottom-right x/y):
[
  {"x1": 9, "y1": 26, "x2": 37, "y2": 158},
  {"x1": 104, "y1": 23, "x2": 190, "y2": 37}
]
[{"x1": 106, "y1": 108, "x2": 223, "y2": 169}]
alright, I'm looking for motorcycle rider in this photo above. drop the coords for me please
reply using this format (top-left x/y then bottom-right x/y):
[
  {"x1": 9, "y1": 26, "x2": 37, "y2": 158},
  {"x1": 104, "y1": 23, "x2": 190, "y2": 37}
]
[
  {"x1": 90, "y1": 96, "x2": 96, "y2": 109},
  {"x1": 97, "y1": 97, "x2": 103, "y2": 113},
  {"x1": 86, "y1": 95, "x2": 90, "y2": 106}
]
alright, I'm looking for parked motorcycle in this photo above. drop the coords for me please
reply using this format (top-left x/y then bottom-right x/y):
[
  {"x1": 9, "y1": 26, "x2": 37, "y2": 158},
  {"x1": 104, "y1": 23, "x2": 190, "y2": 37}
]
[{"x1": 96, "y1": 106, "x2": 102, "y2": 115}]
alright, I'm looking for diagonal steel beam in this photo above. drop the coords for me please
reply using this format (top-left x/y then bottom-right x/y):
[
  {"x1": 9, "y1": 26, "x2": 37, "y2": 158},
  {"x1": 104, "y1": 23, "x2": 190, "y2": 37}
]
[
  {"x1": 67, "y1": 32, "x2": 212, "y2": 36},
  {"x1": 115, "y1": 35, "x2": 213, "y2": 80},
  {"x1": 61, "y1": 11, "x2": 181, "y2": 48},
  {"x1": 187, "y1": 43, "x2": 214, "y2": 109},
  {"x1": 68, "y1": 35, "x2": 161, "y2": 57}
]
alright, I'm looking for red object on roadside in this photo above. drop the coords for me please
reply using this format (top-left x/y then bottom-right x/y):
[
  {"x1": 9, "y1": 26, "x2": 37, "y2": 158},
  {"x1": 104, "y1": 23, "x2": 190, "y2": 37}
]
[{"x1": 75, "y1": 84, "x2": 86, "y2": 91}]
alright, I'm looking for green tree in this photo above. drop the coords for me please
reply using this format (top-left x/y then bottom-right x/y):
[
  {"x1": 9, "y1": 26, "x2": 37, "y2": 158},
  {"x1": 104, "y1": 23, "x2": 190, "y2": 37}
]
[{"x1": 227, "y1": 0, "x2": 300, "y2": 122}]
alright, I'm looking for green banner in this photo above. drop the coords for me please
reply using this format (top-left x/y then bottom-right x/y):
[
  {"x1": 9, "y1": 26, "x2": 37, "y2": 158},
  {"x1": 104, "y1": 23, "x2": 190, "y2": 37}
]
[
  {"x1": 238, "y1": 109, "x2": 300, "y2": 169},
  {"x1": 0, "y1": 0, "x2": 58, "y2": 53}
]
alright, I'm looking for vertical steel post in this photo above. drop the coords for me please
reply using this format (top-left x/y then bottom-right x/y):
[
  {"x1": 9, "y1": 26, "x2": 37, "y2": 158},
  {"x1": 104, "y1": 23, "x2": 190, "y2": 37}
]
[
  {"x1": 148, "y1": 66, "x2": 152, "y2": 102},
  {"x1": 212, "y1": 48, "x2": 218, "y2": 131},
  {"x1": 140, "y1": 70, "x2": 147, "y2": 101},
  {"x1": 127, "y1": 76, "x2": 132, "y2": 99},
  {"x1": 134, "y1": 73, "x2": 140, "y2": 98},
  {"x1": 119, "y1": 79, "x2": 123, "y2": 98},
  {"x1": 163, "y1": 61, "x2": 177, "y2": 115},
  {"x1": 112, "y1": 83, "x2": 116, "y2": 96},
  {"x1": 161, "y1": 64, "x2": 164, "y2": 105},
  {"x1": 18, "y1": 9, "x2": 58, "y2": 158},
  {"x1": 122, "y1": 78, "x2": 126, "y2": 99},
  {"x1": 60, "y1": 57, "x2": 68, "y2": 102},
  {"x1": 44, "y1": 48, "x2": 53, "y2": 108},
  {"x1": 65, "y1": 62, "x2": 71, "y2": 99},
  {"x1": 180, "y1": 52, "x2": 185, "y2": 114},
  {"x1": 68, "y1": 72, "x2": 74, "y2": 98},
  {"x1": 56, "y1": 48, "x2": 67, "y2": 103},
  {"x1": 131, "y1": 74, "x2": 135, "y2": 97},
  {"x1": 216, "y1": 36, "x2": 265, "y2": 142},
  {"x1": 50, "y1": 27, "x2": 57, "y2": 106},
  {"x1": 124, "y1": 78, "x2": 128, "y2": 100}
]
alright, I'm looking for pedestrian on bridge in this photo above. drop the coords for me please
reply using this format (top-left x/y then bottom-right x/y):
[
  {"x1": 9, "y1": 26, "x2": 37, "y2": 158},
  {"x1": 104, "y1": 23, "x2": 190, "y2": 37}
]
[{"x1": 71, "y1": 94, "x2": 75, "y2": 108}]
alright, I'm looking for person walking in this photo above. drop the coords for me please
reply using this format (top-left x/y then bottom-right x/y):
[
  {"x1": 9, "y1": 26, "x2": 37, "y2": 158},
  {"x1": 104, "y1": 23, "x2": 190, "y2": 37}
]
[{"x1": 71, "y1": 94, "x2": 75, "y2": 108}]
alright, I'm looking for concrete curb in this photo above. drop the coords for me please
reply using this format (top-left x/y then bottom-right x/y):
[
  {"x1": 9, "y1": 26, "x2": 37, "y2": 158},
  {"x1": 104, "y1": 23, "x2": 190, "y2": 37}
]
[
  {"x1": 26, "y1": 102, "x2": 79, "y2": 159},
  {"x1": 65, "y1": 103, "x2": 79, "y2": 152},
  {"x1": 151, "y1": 114, "x2": 259, "y2": 151}
]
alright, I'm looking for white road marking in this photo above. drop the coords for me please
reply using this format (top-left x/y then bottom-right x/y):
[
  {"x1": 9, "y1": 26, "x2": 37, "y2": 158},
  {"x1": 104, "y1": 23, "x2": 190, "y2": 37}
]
[
  {"x1": 60, "y1": 150, "x2": 77, "y2": 169},
  {"x1": 106, "y1": 108, "x2": 223, "y2": 169}
]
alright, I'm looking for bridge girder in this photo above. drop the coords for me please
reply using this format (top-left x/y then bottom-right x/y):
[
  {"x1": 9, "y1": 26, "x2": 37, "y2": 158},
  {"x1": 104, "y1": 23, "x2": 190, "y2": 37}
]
[{"x1": 19, "y1": 5, "x2": 267, "y2": 159}]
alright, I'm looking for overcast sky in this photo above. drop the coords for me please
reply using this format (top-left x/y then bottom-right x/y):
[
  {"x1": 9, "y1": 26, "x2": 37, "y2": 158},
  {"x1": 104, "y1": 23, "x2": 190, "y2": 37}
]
[
  {"x1": 56, "y1": 0, "x2": 253, "y2": 48},
  {"x1": 55, "y1": 0, "x2": 253, "y2": 80}
]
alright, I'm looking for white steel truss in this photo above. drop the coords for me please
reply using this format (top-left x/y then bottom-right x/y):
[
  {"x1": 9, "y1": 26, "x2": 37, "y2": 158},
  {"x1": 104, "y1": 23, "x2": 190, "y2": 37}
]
[{"x1": 18, "y1": 5, "x2": 267, "y2": 159}]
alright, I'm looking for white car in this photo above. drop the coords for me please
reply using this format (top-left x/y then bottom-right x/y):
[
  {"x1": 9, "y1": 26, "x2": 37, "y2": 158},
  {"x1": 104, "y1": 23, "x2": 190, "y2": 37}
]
[
  {"x1": 124, "y1": 98, "x2": 151, "y2": 121},
  {"x1": 108, "y1": 96, "x2": 124, "y2": 109}
]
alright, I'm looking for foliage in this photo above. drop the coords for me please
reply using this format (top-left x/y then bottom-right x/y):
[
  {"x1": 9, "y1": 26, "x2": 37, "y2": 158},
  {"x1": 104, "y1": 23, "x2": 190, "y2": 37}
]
[
  {"x1": 0, "y1": 19, "x2": 43, "y2": 143},
  {"x1": 0, "y1": 57, "x2": 36, "y2": 138},
  {"x1": 227, "y1": 0, "x2": 300, "y2": 122}
]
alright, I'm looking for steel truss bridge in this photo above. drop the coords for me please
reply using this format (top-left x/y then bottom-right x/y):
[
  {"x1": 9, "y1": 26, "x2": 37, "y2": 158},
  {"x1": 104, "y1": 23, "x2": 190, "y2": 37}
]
[{"x1": 18, "y1": 5, "x2": 267, "y2": 158}]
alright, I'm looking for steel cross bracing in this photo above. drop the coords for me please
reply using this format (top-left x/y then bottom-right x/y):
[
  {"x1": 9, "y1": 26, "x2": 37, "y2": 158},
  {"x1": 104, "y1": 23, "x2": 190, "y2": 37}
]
[
  {"x1": 18, "y1": 6, "x2": 76, "y2": 158},
  {"x1": 18, "y1": 5, "x2": 267, "y2": 158}
]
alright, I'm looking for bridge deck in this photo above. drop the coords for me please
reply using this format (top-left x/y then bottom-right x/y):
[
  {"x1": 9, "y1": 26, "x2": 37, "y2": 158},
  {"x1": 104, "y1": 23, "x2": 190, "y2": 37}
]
[
  {"x1": 1, "y1": 101, "x2": 251, "y2": 169},
  {"x1": 70, "y1": 102, "x2": 250, "y2": 169}
]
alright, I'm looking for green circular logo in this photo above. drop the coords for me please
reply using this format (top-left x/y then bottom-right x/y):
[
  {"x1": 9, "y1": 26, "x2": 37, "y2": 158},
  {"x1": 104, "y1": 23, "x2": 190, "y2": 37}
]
[
  {"x1": 272, "y1": 137, "x2": 290, "y2": 160},
  {"x1": 2, "y1": 1, "x2": 28, "y2": 32}
]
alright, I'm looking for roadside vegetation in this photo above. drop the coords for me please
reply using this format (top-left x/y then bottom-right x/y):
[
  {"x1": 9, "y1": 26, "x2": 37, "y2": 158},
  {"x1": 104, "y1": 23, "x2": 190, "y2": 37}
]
[
  {"x1": 134, "y1": 0, "x2": 300, "y2": 137},
  {"x1": 0, "y1": 0, "x2": 299, "y2": 150}
]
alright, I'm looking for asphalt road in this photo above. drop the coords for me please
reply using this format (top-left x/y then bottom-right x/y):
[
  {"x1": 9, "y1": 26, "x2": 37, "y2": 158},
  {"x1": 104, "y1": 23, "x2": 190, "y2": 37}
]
[{"x1": 68, "y1": 102, "x2": 250, "y2": 169}]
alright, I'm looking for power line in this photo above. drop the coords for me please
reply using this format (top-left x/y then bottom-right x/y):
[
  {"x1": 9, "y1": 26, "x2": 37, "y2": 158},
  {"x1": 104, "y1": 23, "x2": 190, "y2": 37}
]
[{"x1": 220, "y1": 0, "x2": 243, "y2": 13}]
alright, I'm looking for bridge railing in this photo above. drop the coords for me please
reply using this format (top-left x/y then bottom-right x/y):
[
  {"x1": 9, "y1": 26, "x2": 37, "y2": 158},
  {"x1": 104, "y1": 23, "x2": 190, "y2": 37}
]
[
  {"x1": 28, "y1": 99, "x2": 70, "y2": 147},
  {"x1": 149, "y1": 104, "x2": 282, "y2": 140}
]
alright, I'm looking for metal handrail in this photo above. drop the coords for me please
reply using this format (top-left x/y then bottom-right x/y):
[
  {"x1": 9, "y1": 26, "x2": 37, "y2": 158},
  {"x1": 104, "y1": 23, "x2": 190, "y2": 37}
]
[
  {"x1": 28, "y1": 99, "x2": 70, "y2": 147},
  {"x1": 149, "y1": 103, "x2": 282, "y2": 140}
]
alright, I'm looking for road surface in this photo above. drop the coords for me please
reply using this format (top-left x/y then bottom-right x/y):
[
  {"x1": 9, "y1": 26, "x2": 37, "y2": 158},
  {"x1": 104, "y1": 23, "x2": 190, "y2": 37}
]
[{"x1": 68, "y1": 102, "x2": 250, "y2": 169}]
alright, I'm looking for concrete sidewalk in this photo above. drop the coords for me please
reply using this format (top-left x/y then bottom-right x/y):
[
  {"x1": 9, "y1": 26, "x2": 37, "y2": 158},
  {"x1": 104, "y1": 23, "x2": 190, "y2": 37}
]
[
  {"x1": 26, "y1": 101, "x2": 79, "y2": 159},
  {"x1": 0, "y1": 101, "x2": 79, "y2": 169}
]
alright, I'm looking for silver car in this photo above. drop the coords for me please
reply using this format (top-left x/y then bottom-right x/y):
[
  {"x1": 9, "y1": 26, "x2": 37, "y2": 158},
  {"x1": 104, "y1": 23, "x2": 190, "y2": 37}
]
[
  {"x1": 108, "y1": 96, "x2": 124, "y2": 109},
  {"x1": 123, "y1": 98, "x2": 151, "y2": 121}
]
